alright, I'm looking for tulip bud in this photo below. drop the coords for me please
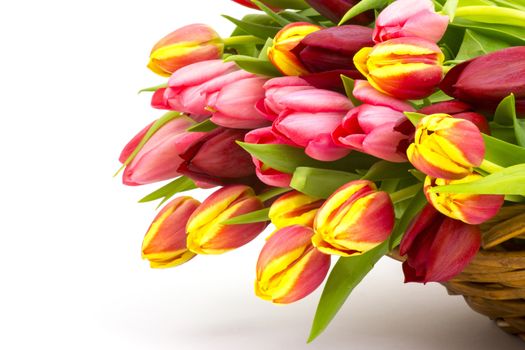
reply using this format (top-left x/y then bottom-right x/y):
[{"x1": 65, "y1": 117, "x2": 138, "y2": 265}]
[
  {"x1": 269, "y1": 191, "x2": 324, "y2": 229},
  {"x1": 353, "y1": 37, "x2": 445, "y2": 100},
  {"x1": 141, "y1": 197, "x2": 200, "y2": 268},
  {"x1": 272, "y1": 88, "x2": 353, "y2": 161},
  {"x1": 255, "y1": 225, "x2": 331, "y2": 304},
  {"x1": 245, "y1": 127, "x2": 294, "y2": 188},
  {"x1": 424, "y1": 174, "x2": 504, "y2": 225},
  {"x1": 399, "y1": 205, "x2": 481, "y2": 283},
  {"x1": 294, "y1": 25, "x2": 374, "y2": 73},
  {"x1": 119, "y1": 115, "x2": 205, "y2": 186},
  {"x1": 186, "y1": 185, "x2": 267, "y2": 254},
  {"x1": 419, "y1": 100, "x2": 490, "y2": 134},
  {"x1": 312, "y1": 180, "x2": 395, "y2": 256},
  {"x1": 304, "y1": 0, "x2": 374, "y2": 25},
  {"x1": 177, "y1": 128, "x2": 257, "y2": 188},
  {"x1": 407, "y1": 114, "x2": 485, "y2": 180},
  {"x1": 440, "y1": 47, "x2": 525, "y2": 113},
  {"x1": 373, "y1": 0, "x2": 448, "y2": 43},
  {"x1": 148, "y1": 24, "x2": 224, "y2": 77},
  {"x1": 268, "y1": 22, "x2": 322, "y2": 76}
]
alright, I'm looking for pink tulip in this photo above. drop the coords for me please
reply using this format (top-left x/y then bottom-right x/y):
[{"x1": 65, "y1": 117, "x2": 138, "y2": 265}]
[
  {"x1": 256, "y1": 76, "x2": 315, "y2": 121},
  {"x1": 419, "y1": 100, "x2": 490, "y2": 134},
  {"x1": 208, "y1": 76, "x2": 271, "y2": 129},
  {"x1": 332, "y1": 80, "x2": 415, "y2": 162},
  {"x1": 178, "y1": 127, "x2": 256, "y2": 188},
  {"x1": 245, "y1": 127, "x2": 294, "y2": 187},
  {"x1": 399, "y1": 205, "x2": 481, "y2": 283},
  {"x1": 373, "y1": 0, "x2": 449, "y2": 43},
  {"x1": 119, "y1": 116, "x2": 206, "y2": 186},
  {"x1": 272, "y1": 88, "x2": 353, "y2": 161}
]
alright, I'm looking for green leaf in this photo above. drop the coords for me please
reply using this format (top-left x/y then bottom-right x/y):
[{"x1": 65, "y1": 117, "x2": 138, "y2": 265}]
[
  {"x1": 388, "y1": 189, "x2": 427, "y2": 249},
  {"x1": 483, "y1": 134, "x2": 525, "y2": 167},
  {"x1": 455, "y1": 29, "x2": 510, "y2": 61},
  {"x1": 114, "y1": 112, "x2": 182, "y2": 177},
  {"x1": 290, "y1": 167, "x2": 360, "y2": 198},
  {"x1": 454, "y1": 6, "x2": 525, "y2": 27},
  {"x1": 404, "y1": 112, "x2": 426, "y2": 126},
  {"x1": 138, "y1": 82, "x2": 167, "y2": 93},
  {"x1": 340, "y1": 75, "x2": 362, "y2": 107},
  {"x1": 338, "y1": 0, "x2": 389, "y2": 25},
  {"x1": 222, "y1": 15, "x2": 280, "y2": 39},
  {"x1": 280, "y1": 10, "x2": 318, "y2": 24},
  {"x1": 442, "y1": 0, "x2": 459, "y2": 20},
  {"x1": 251, "y1": 0, "x2": 291, "y2": 26},
  {"x1": 431, "y1": 164, "x2": 525, "y2": 196},
  {"x1": 450, "y1": 19, "x2": 525, "y2": 45},
  {"x1": 261, "y1": 0, "x2": 309, "y2": 9},
  {"x1": 138, "y1": 177, "x2": 197, "y2": 207},
  {"x1": 258, "y1": 38, "x2": 274, "y2": 61},
  {"x1": 238, "y1": 142, "x2": 379, "y2": 174},
  {"x1": 186, "y1": 119, "x2": 219, "y2": 132},
  {"x1": 361, "y1": 161, "x2": 413, "y2": 181},
  {"x1": 224, "y1": 55, "x2": 281, "y2": 76},
  {"x1": 308, "y1": 242, "x2": 388, "y2": 342},
  {"x1": 222, "y1": 208, "x2": 270, "y2": 225}
]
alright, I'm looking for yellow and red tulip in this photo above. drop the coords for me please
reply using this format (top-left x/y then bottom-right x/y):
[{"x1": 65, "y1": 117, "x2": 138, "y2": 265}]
[
  {"x1": 268, "y1": 22, "x2": 321, "y2": 76},
  {"x1": 186, "y1": 185, "x2": 267, "y2": 254},
  {"x1": 148, "y1": 24, "x2": 224, "y2": 77},
  {"x1": 353, "y1": 37, "x2": 444, "y2": 100},
  {"x1": 269, "y1": 191, "x2": 324, "y2": 229},
  {"x1": 255, "y1": 225, "x2": 331, "y2": 304},
  {"x1": 407, "y1": 114, "x2": 485, "y2": 180},
  {"x1": 312, "y1": 180, "x2": 395, "y2": 257},
  {"x1": 424, "y1": 175, "x2": 504, "y2": 225},
  {"x1": 141, "y1": 196, "x2": 201, "y2": 268}
]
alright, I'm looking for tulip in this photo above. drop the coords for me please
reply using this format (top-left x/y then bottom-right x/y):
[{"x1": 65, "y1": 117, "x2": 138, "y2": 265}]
[
  {"x1": 255, "y1": 225, "x2": 331, "y2": 304},
  {"x1": 186, "y1": 185, "x2": 267, "y2": 254},
  {"x1": 333, "y1": 80, "x2": 415, "y2": 162},
  {"x1": 399, "y1": 205, "x2": 481, "y2": 283},
  {"x1": 244, "y1": 127, "x2": 295, "y2": 187},
  {"x1": 177, "y1": 127, "x2": 257, "y2": 188},
  {"x1": 440, "y1": 47, "x2": 525, "y2": 113},
  {"x1": 304, "y1": 0, "x2": 374, "y2": 25},
  {"x1": 269, "y1": 191, "x2": 324, "y2": 229},
  {"x1": 406, "y1": 114, "x2": 485, "y2": 180},
  {"x1": 354, "y1": 37, "x2": 445, "y2": 100},
  {"x1": 207, "y1": 76, "x2": 270, "y2": 129},
  {"x1": 119, "y1": 115, "x2": 206, "y2": 186},
  {"x1": 419, "y1": 100, "x2": 490, "y2": 134},
  {"x1": 272, "y1": 88, "x2": 353, "y2": 161},
  {"x1": 424, "y1": 174, "x2": 504, "y2": 225},
  {"x1": 141, "y1": 197, "x2": 200, "y2": 268},
  {"x1": 268, "y1": 22, "x2": 322, "y2": 76},
  {"x1": 294, "y1": 25, "x2": 374, "y2": 73},
  {"x1": 148, "y1": 24, "x2": 224, "y2": 77},
  {"x1": 232, "y1": 0, "x2": 308, "y2": 9},
  {"x1": 373, "y1": 0, "x2": 448, "y2": 44},
  {"x1": 256, "y1": 76, "x2": 316, "y2": 121},
  {"x1": 312, "y1": 180, "x2": 395, "y2": 256}
]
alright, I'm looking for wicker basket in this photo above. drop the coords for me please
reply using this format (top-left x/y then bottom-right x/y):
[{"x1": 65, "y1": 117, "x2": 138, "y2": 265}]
[{"x1": 392, "y1": 204, "x2": 525, "y2": 340}]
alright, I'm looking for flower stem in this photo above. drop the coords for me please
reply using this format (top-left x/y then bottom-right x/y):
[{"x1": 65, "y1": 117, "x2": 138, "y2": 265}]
[
  {"x1": 258, "y1": 187, "x2": 291, "y2": 202},
  {"x1": 223, "y1": 35, "x2": 265, "y2": 46},
  {"x1": 390, "y1": 184, "x2": 423, "y2": 204}
]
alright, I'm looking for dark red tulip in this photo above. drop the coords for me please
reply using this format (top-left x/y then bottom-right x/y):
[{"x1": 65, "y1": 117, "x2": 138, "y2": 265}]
[
  {"x1": 419, "y1": 100, "x2": 490, "y2": 134},
  {"x1": 304, "y1": 0, "x2": 374, "y2": 25},
  {"x1": 399, "y1": 205, "x2": 481, "y2": 283},
  {"x1": 440, "y1": 47, "x2": 525, "y2": 113}
]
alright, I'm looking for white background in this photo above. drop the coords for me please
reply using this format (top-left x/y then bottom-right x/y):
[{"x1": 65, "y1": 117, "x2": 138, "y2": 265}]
[{"x1": 1, "y1": 1, "x2": 523, "y2": 349}]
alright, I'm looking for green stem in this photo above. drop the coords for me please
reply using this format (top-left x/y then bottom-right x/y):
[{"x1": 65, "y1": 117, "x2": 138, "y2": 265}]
[
  {"x1": 223, "y1": 35, "x2": 265, "y2": 47},
  {"x1": 258, "y1": 187, "x2": 291, "y2": 202},
  {"x1": 390, "y1": 184, "x2": 423, "y2": 204},
  {"x1": 479, "y1": 159, "x2": 505, "y2": 174},
  {"x1": 453, "y1": 6, "x2": 525, "y2": 27}
]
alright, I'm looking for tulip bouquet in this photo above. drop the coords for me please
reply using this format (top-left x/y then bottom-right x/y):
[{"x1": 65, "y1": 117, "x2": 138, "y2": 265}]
[{"x1": 117, "y1": 0, "x2": 525, "y2": 341}]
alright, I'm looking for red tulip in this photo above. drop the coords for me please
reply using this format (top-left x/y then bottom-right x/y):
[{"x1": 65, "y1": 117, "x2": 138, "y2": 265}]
[
  {"x1": 304, "y1": 0, "x2": 374, "y2": 25},
  {"x1": 399, "y1": 205, "x2": 481, "y2": 283},
  {"x1": 440, "y1": 47, "x2": 525, "y2": 113}
]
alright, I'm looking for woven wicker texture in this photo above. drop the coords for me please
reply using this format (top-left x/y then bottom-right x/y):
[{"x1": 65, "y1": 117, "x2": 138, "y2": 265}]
[{"x1": 442, "y1": 205, "x2": 525, "y2": 340}]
